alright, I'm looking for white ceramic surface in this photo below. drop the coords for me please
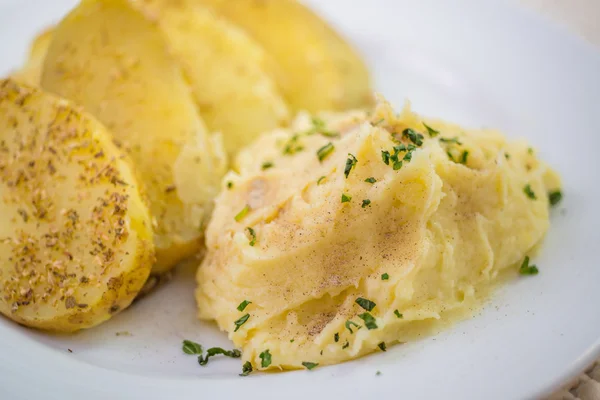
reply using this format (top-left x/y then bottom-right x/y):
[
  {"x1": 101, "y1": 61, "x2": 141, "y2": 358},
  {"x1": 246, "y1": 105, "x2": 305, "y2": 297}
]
[{"x1": 0, "y1": 0, "x2": 599, "y2": 399}]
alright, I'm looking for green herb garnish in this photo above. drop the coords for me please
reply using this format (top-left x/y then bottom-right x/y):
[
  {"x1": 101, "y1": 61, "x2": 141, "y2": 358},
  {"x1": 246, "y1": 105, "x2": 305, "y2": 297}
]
[
  {"x1": 334, "y1": 333, "x2": 339, "y2": 342},
  {"x1": 290, "y1": 339, "x2": 295, "y2": 343},
  {"x1": 439, "y1": 137, "x2": 462, "y2": 145},
  {"x1": 505, "y1": 153, "x2": 511, "y2": 160},
  {"x1": 227, "y1": 181, "x2": 233, "y2": 189},
  {"x1": 519, "y1": 256, "x2": 539, "y2": 275},
  {"x1": 381, "y1": 150, "x2": 391, "y2": 165},
  {"x1": 403, "y1": 128, "x2": 424, "y2": 146},
  {"x1": 549, "y1": 190, "x2": 563, "y2": 206},
  {"x1": 447, "y1": 150, "x2": 457, "y2": 163},
  {"x1": 345, "y1": 320, "x2": 361, "y2": 334},
  {"x1": 341, "y1": 193, "x2": 352, "y2": 203},
  {"x1": 302, "y1": 362, "x2": 318, "y2": 370},
  {"x1": 373, "y1": 118, "x2": 385, "y2": 126},
  {"x1": 198, "y1": 347, "x2": 241, "y2": 366},
  {"x1": 361, "y1": 199, "x2": 371, "y2": 208},
  {"x1": 355, "y1": 297, "x2": 376, "y2": 312},
  {"x1": 528, "y1": 147, "x2": 534, "y2": 155},
  {"x1": 260, "y1": 349, "x2": 272, "y2": 368},
  {"x1": 317, "y1": 176, "x2": 326, "y2": 185},
  {"x1": 365, "y1": 177, "x2": 377, "y2": 184},
  {"x1": 381, "y1": 273, "x2": 389, "y2": 280},
  {"x1": 378, "y1": 342, "x2": 386, "y2": 352},
  {"x1": 394, "y1": 310, "x2": 403, "y2": 319},
  {"x1": 376, "y1": 371, "x2": 382, "y2": 376},
  {"x1": 246, "y1": 227, "x2": 256, "y2": 247},
  {"x1": 234, "y1": 314, "x2": 250, "y2": 332},
  {"x1": 317, "y1": 142, "x2": 335, "y2": 162},
  {"x1": 358, "y1": 312, "x2": 378, "y2": 330},
  {"x1": 308, "y1": 117, "x2": 339, "y2": 138},
  {"x1": 283, "y1": 134, "x2": 304, "y2": 155},
  {"x1": 460, "y1": 150, "x2": 469, "y2": 165},
  {"x1": 342, "y1": 341, "x2": 350, "y2": 349},
  {"x1": 237, "y1": 300, "x2": 251, "y2": 312},
  {"x1": 393, "y1": 161, "x2": 403, "y2": 170},
  {"x1": 261, "y1": 161, "x2": 274, "y2": 170},
  {"x1": 423, "y1": 122, "x2": 439, "y2": 137},
  {"x1": 234, "y1": 205, "x2": 250, "y2": 222},
  {"x1": 344, "y1": 154, "x2": 358, "y2": 178},
  {"x1": 524, "y1": 184, "x2": 537, "y2": 200},
  {"x1": 403, "y1": 151, "x2": 413, "y2": 162},
  {"x1": 182, "y1": 340, "x2": 202, "y2": 355},
  {"x1": 240, "y1": 361, "x2": 253, "y2": 376}
]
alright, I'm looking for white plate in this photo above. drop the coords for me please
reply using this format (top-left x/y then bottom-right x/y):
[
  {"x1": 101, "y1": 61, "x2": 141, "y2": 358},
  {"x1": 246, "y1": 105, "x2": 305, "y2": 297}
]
[{"x1": 1, "y1": 0, "x2": 599, "y2": 399}]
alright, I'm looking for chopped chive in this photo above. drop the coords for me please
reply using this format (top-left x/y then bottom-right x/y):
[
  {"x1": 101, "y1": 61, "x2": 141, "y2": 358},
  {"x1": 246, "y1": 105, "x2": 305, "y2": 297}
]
[
  {"x1": 378, "y1": 342, "x2": 387, "y2": 352},
  {"x1": 393, "y1": 161, "x2": 403, "y2": 170},
  {"x1": 524, "y1": 184, "x2": 537, "y2": 200},
  {"x1": 261, "y1": 161, "x2": 274, "y2": 170},
  {"x1": 240, "y1": 361, "x2": 253, "y2": 376},
  {"x1": 334, "y1": 333, "x2": 339, "y2": 342},
  {"x1": 439, "y1": 137, "x2": 462, "y2": 145},
  {"x1": 381, "y1": 150, "x2": 391, "y2": 165},
  {"x1": 259, "y1": 349, "x2": 272, "y2": 368},
  {"x1": 182, "y1": 340, "x2": 202, "y2": 355},
  {"x1": 237, "y1": 300, "x2": 251, "y2": 312},
  {"x1": 423, "y1": 122, "x2": 439, "y2": 137},
  {"x1": 355, "y1": 297, "x2": 376, "y2": 312},
  {"x1": 548, "y1": 190, "x2": 562, "y2": 206},
  {"x1": 342, "y1": 341, "x2": 350, "y2": 349},
  {"x1": 394, "y1": 310, "x2": 403, "y2": 319},
  {"x1": 246, "y1": 227, "x2": 256, "y2": 246},
  {"x1": 345, "y1": 320, "x2": 361, "y2": 334},
  {"x1": 373, "y1": 118, "x2": 385, "y2": 126},
  {"x1": 234, "y1": 314, "x2": 250, "y2": 332},
  {"x1": 460, "y1": 150, "x2": 469, "y2": 165},
  {"x1": 447, "y1": 150, "x2": 457, "y2": 163},
  {"x1": 381, "y1": 273, "x2": 389, "y2": 280},
  {"x1": 344, "y1": 154, "x2": 358, "y2": 178},
  {"x1": 302, "y1": 362, "x2": 318, "y2": 370},
  {"x1": 341, "y1": 193, "x2": 352, "y2": 203},
  {"x1": 317, "y1": 142, "x2": 335, "y2": 162},
  {"x1": 358, "y1": 312, "x2": 378, "y2": 330},
  {"x1": 519, "y1": 256, "x2": 539, "y2": 275},
  {"x1": 365, "y1": 177, "x2": 377, "y2": 184},
  {"x1": 317, "y1": 176, "x2": 326, "y2": 185},
  {"x1": 361, "y1": 199, "x2": 371, "y2": 208},
  {"x1": 234, "y1": 205, "x2": 251, "y2": 222},
  {"x1": 283, "y1": 134, "x2": 303, "y2": 155}
]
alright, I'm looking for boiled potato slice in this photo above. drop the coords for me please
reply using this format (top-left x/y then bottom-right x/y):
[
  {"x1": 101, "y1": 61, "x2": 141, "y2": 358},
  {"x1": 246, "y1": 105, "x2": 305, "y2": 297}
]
[
  {"x1": 136, "y1": 0, "x2": 290, "y2": 155},
  {"x1": 11, "y1": 28, "x2": 54, "y2": 86},
  {"x1": 0, "y1": 79, "x2": 154, "y2": 332},
  {"x1": 41, "y1": 0, "x2": 227, "y2": 273},
  {"x1": 196, "y1": 0, "x2": 372, "y2": 113}
]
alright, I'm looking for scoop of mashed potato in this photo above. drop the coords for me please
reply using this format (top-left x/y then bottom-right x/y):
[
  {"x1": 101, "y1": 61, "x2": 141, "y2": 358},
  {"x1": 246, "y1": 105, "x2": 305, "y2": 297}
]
[{"x1": 196, "y1": 96, "x2": 560, "y2": 371}]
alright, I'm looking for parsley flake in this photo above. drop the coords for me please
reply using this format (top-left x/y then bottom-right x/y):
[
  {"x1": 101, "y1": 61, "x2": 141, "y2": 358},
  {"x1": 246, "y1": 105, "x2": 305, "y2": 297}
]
[
  {"x1": 334, "y1": 333, "x2": 339, "y2": 342},
  {"x1": 317, "y1": 142, "x2": 335, "y2": 162},
  {"x1": 365, "y1": 177, "x2": 377, "y2": 184},
  {"x1": 240, "y1": 361, "x2": 253, "y2": 376},
  {"x1": 358, "y1": 312, "x2": 378, "y2": 330},
  {"x1": 227, "y1": 181, "x2": 233, "y2": 189},
  {"x1": 524, "y1": 184, "x2": 537, "y2": 200},
  {"x1": 234, "y1": 314, "x2": 250, "y2": 332},
  {"x1": 290, "y1": 339, "x2": 295, "y2": 343},
  {"x1": 373, "y1": 118, "x2": 385, "y2": 126},
  {"x1": 361, "y1": 199, "x2": 371, "y2": 208},
  {"x1": 381, "y1": 273, "x2": 389, "y2": 280},
  {"x1": 423, "y1": 122, "x2": 439, "y2": 137},
  {"x1": 355, "y1": 297, "x2": 376, "y2": 312},
  {"x1": 378, "y1": 342, "x2": 387, "y2": 352},
  {"x1": 341, "y1": 193, "x2": 352, "y2": 203},
  {"x1": 549, "y1": 190, "x2": 562, "y2": 206},
  {"x1": 376, "y1": 370, "x2": 382, "y2": 376},
  {"x1": 344, "y1": 154, "x2": 358, "y2": 178},
  {"x1": 260, "y1": 349, "x2": 272, "y2": 368},
  {"x1": 519, "y1": 256, "x2": 539, "y2": 275},
  {"x1": 403, "y1": 128, "x2": 424, "y2": 146},
  {"x1": 342, "y1": 341, "x2": 350, "y2": 349},
  {"x1": 394, "y1": 310, "x2": 403, "y2": 319},
  {"x1": 302, "y1": 362, "x2": 318, "y2": 370},
  {"x1": 261, "y1": 161, "x2": 274, "y2": 170},
  {"x1": 246, "y1": 227, "x2": 256, "y2": 246},
  {"x1": 381, "y1": 150, "x2": 391, "y2": 165},
  {"x1": 237, "y1": 300, "x2": 251, "y2": 312},
  {"x1": 393, "y1": 160, "x2": 403, "y2": 170},
  {"x1": 198, "y1": 347, "x2": 241, "y2": 366},
  {"x1": 234, "y1": 205, "x2": 251, "y2": 222},
  {"x1": 182, "y1": 340, "x2": 202, "y2": 355},
  {"x1": 345, "y1": 320, "x2": 361, "y2": 334}
]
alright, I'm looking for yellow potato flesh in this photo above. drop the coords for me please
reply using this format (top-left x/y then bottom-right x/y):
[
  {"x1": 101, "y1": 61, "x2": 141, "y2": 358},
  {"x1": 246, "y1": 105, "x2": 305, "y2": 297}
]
[
  {"x1": 196, "y1": 0, "x2": 372, "y2": 113},
  {"x1": 11, "y1": 28, "x2": 54, "y2": 86},
  {"x1": 0, "y1": 79, "x2": 154, "y2": 332},
  {"x1": 41, "y1": 0, "x2": 227, "y2": 273}
]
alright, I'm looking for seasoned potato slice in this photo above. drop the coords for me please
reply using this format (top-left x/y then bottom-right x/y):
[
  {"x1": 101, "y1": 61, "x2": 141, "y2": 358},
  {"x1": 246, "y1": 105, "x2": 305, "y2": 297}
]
[
  {"x1": 0, "y1": 79, "x2": 154, "y2": 332},
  {"x1": 41, "y1": 0, "x2": 227, "y2": 273},
  {"x1": 11, "y1": 28, "x2": 54, "y2": 86},
  {"x1": 136, "y1": 0, "x2": 290, "y2": 155},
  {"x1": 196, "y1": 0, "x2": 372, "y2": 113}
]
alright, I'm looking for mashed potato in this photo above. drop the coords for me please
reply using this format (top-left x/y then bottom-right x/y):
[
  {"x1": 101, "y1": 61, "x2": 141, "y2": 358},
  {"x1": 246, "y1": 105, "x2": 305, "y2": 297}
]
[{"x1": 196, "y1": 97, "x2": 560, "y2": 371}]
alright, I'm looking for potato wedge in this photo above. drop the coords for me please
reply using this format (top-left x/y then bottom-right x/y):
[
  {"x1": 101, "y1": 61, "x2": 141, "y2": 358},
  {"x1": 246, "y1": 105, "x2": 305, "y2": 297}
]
[
  {"x1": 41, "y1": 0, "x2": 227, "y2": 274},
  {"x1": 0, "y1": 79, "x2": 154, "y2": 332},
  {"x1": 195, "y1": 0, "x2": 372, "y2": 113},
  {"x1": 135, "y1": 0, "x2": 290, "y2": 155},
  {"x1": 11, "y1": 28, "x2": 54, "y2": 86}
]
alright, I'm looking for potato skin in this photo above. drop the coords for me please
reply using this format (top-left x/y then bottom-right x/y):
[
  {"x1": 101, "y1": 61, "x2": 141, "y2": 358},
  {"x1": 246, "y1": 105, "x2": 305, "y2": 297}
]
[
  {"x1": 196, "y1": 0, "x2": 373, "y2": 113},
  {"x1": 0, "y1": 79, "x2": 155, "y2": 332},
  {"x1": 41, "y1": 0, "x2": 227, "y2": 274}
]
